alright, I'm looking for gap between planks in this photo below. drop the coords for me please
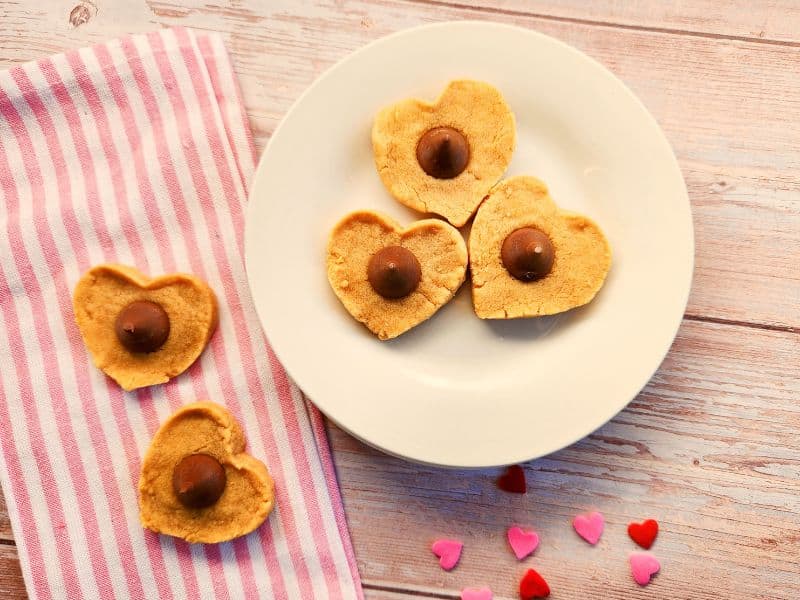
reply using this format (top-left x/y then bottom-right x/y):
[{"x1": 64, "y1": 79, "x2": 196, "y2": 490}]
[
  {"x1": 410, "y1": 0, "x2": 800, "y2": 48},
  {"x1": 684, "y1": 313, "x2": 799, "y2": 335},
  {"x1": 364, "y1": 582, "x2": 457, "y2": 599}
]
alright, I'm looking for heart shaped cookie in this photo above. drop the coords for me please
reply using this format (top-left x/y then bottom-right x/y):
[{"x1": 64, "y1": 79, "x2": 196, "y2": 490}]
[
  {"x1": 73, "y1": 264, "x2": 217, "y2": 390},
  {"x1": 139, "y1": 401, "x2": 275, "y2": 544},
  {"x1": 327, "y1": 210, "x2": 468, "y2": 339},
  {"x1": 470, "y1": 176, "x2": 611, "y2": 319},
  {"x1": 372, "y1": 80, "x2": 515, "y2": 227}
]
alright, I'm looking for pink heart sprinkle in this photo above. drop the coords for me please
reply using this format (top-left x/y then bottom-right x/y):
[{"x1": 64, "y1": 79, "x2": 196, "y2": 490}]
[
  {"x1": 573, "y1": 511, "x2": 604, "y2": 545},
  {"x1": 431, "y1": 539, "x2": 463, "y2": 571},
  {"x1": 507, "y1": 526, "x2": 540, "y2": 560},
  {"x1": 629, "y1": 552, "x2": 660, "y2": 586},
  {"x1": 461, "y1": 587, "x2": 492, "y2": 600}
]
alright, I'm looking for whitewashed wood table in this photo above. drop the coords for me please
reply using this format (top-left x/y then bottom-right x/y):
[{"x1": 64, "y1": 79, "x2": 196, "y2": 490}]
[{"x1": 2, "y1": 1, "x2": 799, "y2": 598}]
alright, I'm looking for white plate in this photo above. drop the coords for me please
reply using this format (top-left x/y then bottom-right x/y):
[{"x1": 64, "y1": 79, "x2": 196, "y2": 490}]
[{"x1": 245, "y1": 21, "x2": 693, "y2": 468}]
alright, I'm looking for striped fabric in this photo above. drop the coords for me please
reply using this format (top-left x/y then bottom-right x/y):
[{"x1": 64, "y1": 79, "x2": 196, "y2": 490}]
[{"x1": 0, "y1": 28, "x2": 362, "y2": 600}]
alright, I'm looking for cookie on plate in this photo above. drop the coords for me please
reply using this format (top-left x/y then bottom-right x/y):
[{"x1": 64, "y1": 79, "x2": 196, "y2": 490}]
[
  {"x1": 372, "y1": 80, "x2": 515, "y2": 227},
  {"x1": 469, "y1": 176, "x2": 611, "y2": 319},
  {"x1": 327, "y1": 210, "x2": 468, "y2": 339}
]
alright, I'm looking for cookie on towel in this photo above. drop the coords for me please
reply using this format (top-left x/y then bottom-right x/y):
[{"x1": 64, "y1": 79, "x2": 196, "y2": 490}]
[
  {"x1": 139, "y1": 401, "x2": 275, "y2": 543},
  {"x1": 73, "y1": 264, "x2": 217, "y2": 390}
]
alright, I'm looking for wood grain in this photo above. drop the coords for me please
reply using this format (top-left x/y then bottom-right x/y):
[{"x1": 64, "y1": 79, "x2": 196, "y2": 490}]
[
  {"x1": 1, "y1": 1, "x2": 799, "y2": 599},
  {"x1": 418, "y1": 0, "x2": 800, "y2": 44},
  {"x1": 0, "y1": 544, "x2": 26, "y2": 599}
]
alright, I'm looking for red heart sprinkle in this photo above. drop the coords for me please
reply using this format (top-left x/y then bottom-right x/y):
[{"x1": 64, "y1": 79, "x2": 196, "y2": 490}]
[
  {"x1": 497, "y1": 465, "x2": 526, "y2": 494},
  {"x1": 520, "y1": 568, "x2": 550, "y2": 599},
  {"x1": 628, "y1": 519, "x2": 659, "y2": 549}
]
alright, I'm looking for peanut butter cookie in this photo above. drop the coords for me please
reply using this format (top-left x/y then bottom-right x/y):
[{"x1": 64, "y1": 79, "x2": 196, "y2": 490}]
[
  {"x1": 73, "y1": 264, "x2": 217, "y2": 390},
  {"x1": 139, "y1": 401, "x2": 275, "y2": 544},
  {"x1": 327, "y1": 210, "x2": 468, "y2": 339},
  {"x1": 372, "y1": 80, "x2": 515, "y2": 227},
  {"x1": 470, "y1": 176, "x2": 611, "y2": 318}
]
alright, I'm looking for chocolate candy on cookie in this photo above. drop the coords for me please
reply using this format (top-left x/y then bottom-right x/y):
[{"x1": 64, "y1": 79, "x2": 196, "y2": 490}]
[
  {"x1": 367, "y1": 245, "x2": 422, "y2": 299},
  {"x1": 139, "y1": 401, "x2": 275, "y2": 543},
  {"x1": 372, "y1": 80, "x2": 515, "y2": 227},
  {"x1": 416, "y1": 127, "x2": 470, "y2": 180},
  {"x1": 172, "y1": 454, "x2": 227, "y2": 509},
  {"x1": 115, "y1": 300, "x2": 171, "y2": 353},
  {"x1": 501, "y1": 228, "x2": 555, "y2": 282},
  {"x1": 73, "y1": 264, "x2": 217, "y2": 390},
  {"x1": 327, "y1": 210, "x2": 468, "y2": 339},
  {"x1": 469, "y1": 176, "x2": 611, "y2": 318}
]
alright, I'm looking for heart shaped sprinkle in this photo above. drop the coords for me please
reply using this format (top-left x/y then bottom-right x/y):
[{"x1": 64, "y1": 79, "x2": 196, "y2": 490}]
[
  {"x1": 629, "y1": 552, "x2": 660, "y2": 586},
  {"x1": 507, "y1": 526, "x2": 539, "y2": 560},
  {"x1": 431, "y1": 538, "x2": 463, "y2": 571},
  {"x1": 628, "y1": 519, "x2": 659, "y2": 549},
  {"x1": 461, "y1": 587, "x2": 492, "y2": 600},
  {"x1": 572, "y1": 511, "x2": 604, "y2": 545},
  {"x1": 520, "y1": 568, "x2": 550, "y2": 599},
  {"x1": 497, "y1": 465, "x2": 527, "y2": 494}
]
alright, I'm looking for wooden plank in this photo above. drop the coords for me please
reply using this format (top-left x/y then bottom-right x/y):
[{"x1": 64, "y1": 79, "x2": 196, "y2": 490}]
[
  {"x1": 328, "y1": 318, "x2": 800, "y2": 599},
  {"x1": 0, "y1": 494, "x2": 8, "y2": 541},
  {"x1": 0, "y1": 0, "x2": 797, "y2": 329},
  {"x1": 364, "y1": 583, "x2": 457, "y2": 598},
  {"x1": 419, "y1": 0, "x2": 800, "y2": 44},
  {"x1": 0, "y1": 544, "x2": 26, "y2": 600}
]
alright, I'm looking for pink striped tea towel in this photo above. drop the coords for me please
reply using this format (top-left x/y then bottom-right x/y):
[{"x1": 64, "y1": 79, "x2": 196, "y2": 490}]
[{"x1": 0, "y1": 27, "x2": 362, "y2": 600}]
